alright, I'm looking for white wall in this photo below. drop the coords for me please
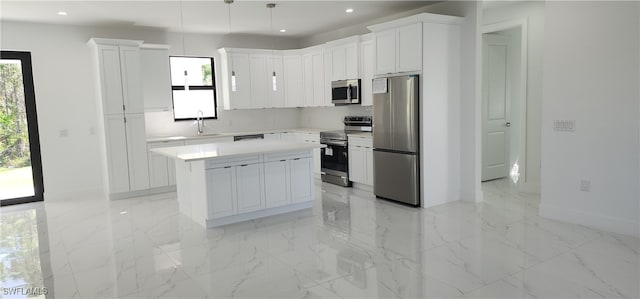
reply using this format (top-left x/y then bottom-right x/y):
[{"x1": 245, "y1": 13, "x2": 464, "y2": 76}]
[
  {"x1": 483, "y1": 1, "x2": 544, "y2": 192},
  {"x1": 423, "y1": 1, "x2": 483, "y2": 203},
  {"x1": 540, "y1": 1, "x2": 640, "y2": 236},
  {"x1": 0, "y1": 21, "x2": 301, "y2": 200},
  {"x1": 298, "y1": 106, "x2": 372, "y2": 130}
]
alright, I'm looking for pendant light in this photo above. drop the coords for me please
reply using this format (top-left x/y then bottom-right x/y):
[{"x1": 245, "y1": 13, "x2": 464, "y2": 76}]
[
  {"x1": 267, "y1": 3, "x2": 277, "y2": 92},
  {"x1": 179, "y1": 0, "x2": 189, "y2": 91},
  {"x1": 225, "y1": 0, "x2": 237, "y2": 92}
]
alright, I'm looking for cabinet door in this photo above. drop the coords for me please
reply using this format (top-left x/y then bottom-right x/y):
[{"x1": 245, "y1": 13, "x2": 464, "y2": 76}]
[
  {"x1": 206, "y1": 167, "x2": 237, "y2": 218},
  {"x1": 303, "y1": 54, "x2": 314, "y2": 107},
  {"x1": 323, "y1": 50, "x2": 334, "y2": 107},
  {"x1": 268, "y1": 55, "x2": 286, "y2": 108},
  {"x1": 289, "y1": 157, "x2": 313, "y2": 203},
  {"x1": 125, "y1": 113, "x2": 149, "y2": 191},
  {"x1": 375, "y1": 29, "x2": 396, "y2": 75},
  {"x1": 345, "y1": 42, "x2": 359, "y2": 79},
  {"x1": 97, "y1": 45, "x2": 125, "y2": 115},
  {"x1": 147, "y1": 151, "x2": 169, "y2": 188},
  {"x1": 104, "y1": 114, "x2": 130, "y2": 193},
  {"x1": 311, "y1": 52, "x2": 325, "y2": 107},
  {"x1": 360, "y1": 40, "x2": 375, "y2": 107},
  {"x1": 397, "y1": 23, "x2": 423, "y2": 73},
  {"x1": 365, "y1": 147, "x2": 374, "y2": 186},
  {"x1": 264, "y1": 160, "x2": 290, "y2": 208},
  {"x1": 250, "y1": 54, "x2": 269, "y2": 108},
  {"x1": 140, "y1": 48, "x2": 172, "y2": 111},
  {"x1": 263, "y1": 132, "x2": 281, "y2": 140},
  {"x1": 119, "y1": 45, "x2": 144, "y2": 114},
  {"x1": 236, "y1": 164, "x2": 265, "y2": 213},
  {"x1": 229, "y1": 53, "x2": 252, "y2": 109},
  {"x1": 284, "y1": 55, "x2": 305, "y2": 108},
  {"x1": 331, "y1": 46, "x2": 346, "y2": 81},
  {"x1": 348, "y1": 145, "x2": 366, "y2": 184}
]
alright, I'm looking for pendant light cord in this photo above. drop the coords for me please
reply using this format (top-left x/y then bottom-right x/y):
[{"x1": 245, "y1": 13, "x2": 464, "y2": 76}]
[
  {"x1": 179, "y1": 0, "x2": 186, "y2": 55},
  {"x1": 269, "y1": 4, "x2": 275, "y2": 75}
]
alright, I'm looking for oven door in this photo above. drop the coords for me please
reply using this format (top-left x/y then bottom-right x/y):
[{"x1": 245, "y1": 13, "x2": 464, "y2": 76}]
[{"x1": 320, "y1": 139, "x2": 349, "y2": 176}]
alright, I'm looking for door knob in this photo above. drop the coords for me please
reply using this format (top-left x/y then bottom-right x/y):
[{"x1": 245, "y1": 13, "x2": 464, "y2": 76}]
[{"x1": 505, "y1": 122, "x2": 512, "y2": 127}]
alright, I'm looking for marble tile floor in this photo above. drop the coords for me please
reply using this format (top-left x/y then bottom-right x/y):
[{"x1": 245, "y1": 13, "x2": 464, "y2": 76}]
[{"x1": 1, "y1": 179, "x2": 638, "y2": 298}]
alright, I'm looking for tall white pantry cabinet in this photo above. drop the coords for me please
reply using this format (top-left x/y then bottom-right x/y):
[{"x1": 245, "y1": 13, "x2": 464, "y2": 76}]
[{"x1": 90, "y1": 38, "x2": 149, "y2": 198}]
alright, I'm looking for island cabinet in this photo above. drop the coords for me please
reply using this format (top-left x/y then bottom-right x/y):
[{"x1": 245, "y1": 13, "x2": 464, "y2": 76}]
[{"x1": 153, "y1": 141, "x2": 321, "y2": 228}]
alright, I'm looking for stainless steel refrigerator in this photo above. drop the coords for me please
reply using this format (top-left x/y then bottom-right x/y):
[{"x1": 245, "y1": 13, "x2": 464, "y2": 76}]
[{"x1": 373, "y1": 75, "x2": 420, "y2": 206}]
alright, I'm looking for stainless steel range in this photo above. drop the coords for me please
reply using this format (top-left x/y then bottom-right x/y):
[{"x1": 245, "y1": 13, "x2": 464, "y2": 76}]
[{"x1": 320, "y1": 116, "x2": 372, "y2": 187}]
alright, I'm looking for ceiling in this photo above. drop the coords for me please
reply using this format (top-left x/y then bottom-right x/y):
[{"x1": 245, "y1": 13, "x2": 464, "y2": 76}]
[{"x1": 0, "y1": 1, "x2": 435, "y2": 38}]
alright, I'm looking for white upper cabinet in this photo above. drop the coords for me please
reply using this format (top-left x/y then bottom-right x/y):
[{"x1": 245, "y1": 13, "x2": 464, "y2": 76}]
[
  {"x1": 311, "y1": 52, "x2": 325, "y2": 107},
  {"x1": 268, "y1": 55, "x2": 286, "y2": 108},
  {"x1": 360, "y1": 37, "x2": 375, "y2": 107},
  {"x1": 250, "y1": 54, "x2": 269, "y2": 109},
  {"x1": 119, "y1": 45, "x2": 144, "y2": 114},
  {"x1": 219, "y1": 49, "x2": 251, "y2": 110},
  {"x1": 140, "y1": 45, "x2": 172, "y2": 112},
  {"x1": 303, "y1": 54, "x2": 314, "y2": 107},
  {"x1": 323, "y1": 50, "x2": 334, "y2": 107},
  {"x1": 375, "y1": 29, "x2": 397, "y2": 75},
  {"x1": 329, "y1": 40, "x2": 359, "y2": 81},
  {"x1": 396, "y1": 23, "x2": 423, "y2": 73},
  {"x1": 284, "y1": 54, "x2": 305, "y2": 108},
  {"x1": 96, "y1": 45, "x2": 126, "y2": 115},
  {"x1": 371, "y1": 23, "x2": 422, "y2": 75}
]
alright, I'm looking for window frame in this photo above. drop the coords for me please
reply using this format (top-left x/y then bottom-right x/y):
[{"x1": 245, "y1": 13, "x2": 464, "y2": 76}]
[{"x1": 169, "y1": 56, "x2": 218, "y2": 121}]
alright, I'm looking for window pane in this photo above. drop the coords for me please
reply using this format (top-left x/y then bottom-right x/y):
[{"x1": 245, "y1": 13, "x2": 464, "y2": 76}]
[
  {"x1": 170, "y1": 57, "x2": 213, "y2": 86},
  {"x1": 173, "y1": 90, "x2": 216, "y2": 119},
  {"x1": 0, "y1": 59, "x2": 35, "y2": 200}
]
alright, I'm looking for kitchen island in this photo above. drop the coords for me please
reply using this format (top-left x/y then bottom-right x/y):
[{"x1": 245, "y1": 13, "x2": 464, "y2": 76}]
[{"x1": 151, "y1": 140, "x2": 324, "y2": 228}]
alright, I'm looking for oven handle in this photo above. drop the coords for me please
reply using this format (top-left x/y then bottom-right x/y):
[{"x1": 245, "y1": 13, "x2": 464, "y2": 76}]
[{"x1": 320, "y1": 139, "x2": 347, "y2": 146}]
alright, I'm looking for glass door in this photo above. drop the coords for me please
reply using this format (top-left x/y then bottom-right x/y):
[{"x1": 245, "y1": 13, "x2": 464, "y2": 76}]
[{"x1": 0, "y1": 51, "x2": 44, "y2": 206}]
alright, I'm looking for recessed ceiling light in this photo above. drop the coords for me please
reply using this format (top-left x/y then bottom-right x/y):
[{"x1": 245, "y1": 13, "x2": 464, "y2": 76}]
[
  {"x1": 345, "y1": 8, "x2": 354, "y2": 13},
  {"x1": 279, "y1": 29, "x2": 286, "y2": 33},
  {"x1": 57, "y1": 11, "x2": 68, "y2": 16}
]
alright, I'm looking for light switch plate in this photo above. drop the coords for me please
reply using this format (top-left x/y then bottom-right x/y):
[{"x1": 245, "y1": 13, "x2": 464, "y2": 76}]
[{"x1": 580, "y1": 179, "x2": 591, "y2": 192}]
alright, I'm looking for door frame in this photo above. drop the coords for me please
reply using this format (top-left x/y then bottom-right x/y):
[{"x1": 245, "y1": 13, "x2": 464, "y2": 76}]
[
  {"x1": 481, "y1": 18, "x2": 529, "y2": 188},
  {"x1": 0, "y1": 51, "x2": 44, "y2": 206}
]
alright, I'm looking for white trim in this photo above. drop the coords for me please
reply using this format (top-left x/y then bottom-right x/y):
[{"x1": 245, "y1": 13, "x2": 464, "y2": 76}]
[
  {"x1": 109, "y1": 185, "x2": 177, "y2": 200},
  {"x1": 481, "y1": 18, "x2": 534, "y2": 192},
  {"x1": 206, "y1": 201, "x2": 312, "y2": 228},
  {"x1": 539, "y1": 204, "x2": 640, "y2": 237},
  {"x1": 367, "y1": 13, "x2": 464, "y2": 32},
  {"x1": 88, "y1": 38, "x2": 143, "y2": 47},
  {"x1": 141, "y1": 43, "x2": 171, "y2": 50}
]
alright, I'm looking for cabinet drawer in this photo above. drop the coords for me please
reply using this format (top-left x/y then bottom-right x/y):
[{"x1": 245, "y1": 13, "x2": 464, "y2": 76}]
[
  {"x1": 264, "y1": 151, "x2": 312, "y2": 163},
  {"x1": 205, "y1": 155, "x2": 263, "y2": 169},
  {"x1": 348, "y1": 136, "x2": 373, "y2": 148}
]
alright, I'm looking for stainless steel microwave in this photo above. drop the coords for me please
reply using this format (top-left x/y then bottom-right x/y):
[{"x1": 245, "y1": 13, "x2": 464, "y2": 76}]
[{"x1": 331, "y1": 79, "x2": 361, "y2": 105}]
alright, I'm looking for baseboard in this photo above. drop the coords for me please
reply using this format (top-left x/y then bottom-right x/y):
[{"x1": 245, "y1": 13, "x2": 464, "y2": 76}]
[
  {"x1": 352, "y1": 182, "x2": 373, "y2": 193},
  {"x1": 205, "y1": 201, "x2": 313, "y2": 228},
  {"x1": 44, "y1": 188, "x2": 104, "y2": 201},
  {"x1": 110, "y1": 185, "x2": 177, "y2": 200},
  {"x1": 539, "y1": 204, "x2": 640, "y2": 237},
  {"x1": 519, "y1": 181, "x2": 541, "y2": 194}
]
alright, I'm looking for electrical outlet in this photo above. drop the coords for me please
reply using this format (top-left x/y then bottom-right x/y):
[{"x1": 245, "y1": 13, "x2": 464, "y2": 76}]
[
  {"x1": 554, "y1": 120, "x2": 575, "y2": 132},
  {"x1": 580, "y1": 179, "x2": 591, "y2": 192},
  {"x1": 59, "y1": 129, "x2": 68, "y2": 137}
]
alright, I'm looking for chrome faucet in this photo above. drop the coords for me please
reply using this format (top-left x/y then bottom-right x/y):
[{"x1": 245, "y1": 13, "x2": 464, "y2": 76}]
[{"x1": 196, "y1": 110, "x2": 205, "y2": 135}]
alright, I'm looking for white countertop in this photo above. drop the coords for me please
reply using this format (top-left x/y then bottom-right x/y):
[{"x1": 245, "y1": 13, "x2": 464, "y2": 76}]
[
  {"x1": 151, "y1": 140, "x2": 324, "y2": 161},
  {"x1": 147, "y1": 128, "x2": 331, "y2": 143}
]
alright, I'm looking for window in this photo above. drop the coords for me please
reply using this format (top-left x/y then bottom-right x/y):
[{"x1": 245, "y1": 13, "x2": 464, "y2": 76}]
[{"x1": 169, "y1": 56, "x2": 217, "y2": 121}]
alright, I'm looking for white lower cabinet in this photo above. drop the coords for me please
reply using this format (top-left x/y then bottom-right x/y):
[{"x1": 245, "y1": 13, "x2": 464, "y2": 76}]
[
  {"x1": 264, "y1": 160, "x2": 290, "y2": 208},
  {"x1": 289, "y1": 157, "x2": 314, "y2": 203},
  {"x1": 206, "y1": 167, "x2": 237, "y2": 219},
  {"x1": 148, "y1": 140, "x2": 184, "y2": 188},
  {"x1": 205, "y1": 152, "x2": 313, "y2": 221},
  {"x1": 348, "y1": 136, "x2": 374, "y2": 186},
  {"x1": 236, "y1": 163, "x2": 265, "y2": 213}
]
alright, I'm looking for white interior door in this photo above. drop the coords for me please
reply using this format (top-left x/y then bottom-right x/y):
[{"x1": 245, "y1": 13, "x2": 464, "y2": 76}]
[{"x1": 482, "y1": 34, "x2": 511, "y2": 181}]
